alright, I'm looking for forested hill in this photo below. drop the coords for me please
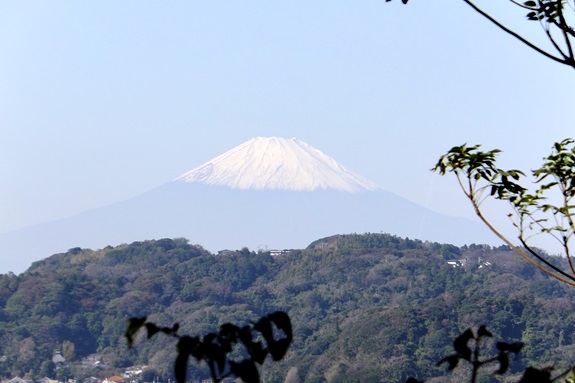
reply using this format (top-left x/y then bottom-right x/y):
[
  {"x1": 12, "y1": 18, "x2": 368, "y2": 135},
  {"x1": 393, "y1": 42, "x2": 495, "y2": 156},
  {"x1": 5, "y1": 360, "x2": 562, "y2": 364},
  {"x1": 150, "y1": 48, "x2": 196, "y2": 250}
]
[{"x1": 1, "y1": 234, "x2": 574, "y2": 383}]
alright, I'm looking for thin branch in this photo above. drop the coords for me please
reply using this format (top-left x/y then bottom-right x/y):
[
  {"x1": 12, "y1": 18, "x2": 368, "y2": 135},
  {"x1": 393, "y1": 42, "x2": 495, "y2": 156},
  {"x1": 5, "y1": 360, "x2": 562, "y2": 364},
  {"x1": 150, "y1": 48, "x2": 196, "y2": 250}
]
[
  {"x1": 456, "y1": 172, "x2": 472, "y2": 199},
  {"x1": 522, "y1": 214, "x2": 563, "y2": 244},
  {"x1": 551, "y1": 17, "x2": 575, "y2": 38},
  {"x1": 519, "y1": 237, "x2": 575, "y2": 282},
  {"x1": 558, "y1": 6, "x2": 575, "y2": 62},
  {"x1": 545, "y1": 27, "x2": 570, "y2": 58},
  {"x1": 470, "y1": 195, "x2": 575, "y2": 286},
  {"x1": 562, "y1": 235, "x2": 575, "y2": 276},
  {"x1": 462, "y1": 0, "x2": 572, "y2": 67},
  {"x1": 565, "y1": 205, "x2": 575, "y2": 239},
  {"x1": 474, "y1": 185, "x2": 490, "y2": 206},
  {"x1": 560, "y1": 180, "x2": 575, "y2": 275}
]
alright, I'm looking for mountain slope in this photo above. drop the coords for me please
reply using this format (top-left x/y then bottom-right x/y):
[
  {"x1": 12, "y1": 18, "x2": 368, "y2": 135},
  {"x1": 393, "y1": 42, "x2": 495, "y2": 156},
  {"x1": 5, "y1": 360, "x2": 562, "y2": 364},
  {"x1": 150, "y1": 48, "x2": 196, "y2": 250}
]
[
  {"x1": 175, "y1": 137, "x2": 380, "y2": 192},
  {"x1": 0, "y1": 183, "x2": 497, "y2": 274},
  {"x1": 0, "y1": 137, "x2": 498, "y2": 274}
]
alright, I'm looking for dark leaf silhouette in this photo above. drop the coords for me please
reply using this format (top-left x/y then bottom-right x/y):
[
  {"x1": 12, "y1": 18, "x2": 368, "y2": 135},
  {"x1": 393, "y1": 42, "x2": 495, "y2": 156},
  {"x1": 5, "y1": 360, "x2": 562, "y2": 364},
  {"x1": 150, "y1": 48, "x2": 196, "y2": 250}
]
[
  {"x1": 125, "y1": 316, "x2": 147, "y2": 348},
  {"x1": 174, "y1": 347, "x2": 190, "y2": 383},
  {"x1": 495, "y1": 353, "x2": 509, "y2": 374},
  {"x1": 453, "y1": 328, "x2": 473, "y2": 360},
  {"x1": 145, "y1": 323, "x2": 160, "y2": 339},
  {"x1": 437, "y1": 355, "x2": 460, "y2": 371},
  {"x1": 126, "y1": 311, "x2": 292, "y2": 383},
  {"x1": 432, "y1": 326, "x2": 529, "y2": 383},
  {"x1": 518, "y1": 367, "x2": 552, "y2": 383},
  {"x1": 230, "y1": 360, "x2": 260, "y2": 383}
]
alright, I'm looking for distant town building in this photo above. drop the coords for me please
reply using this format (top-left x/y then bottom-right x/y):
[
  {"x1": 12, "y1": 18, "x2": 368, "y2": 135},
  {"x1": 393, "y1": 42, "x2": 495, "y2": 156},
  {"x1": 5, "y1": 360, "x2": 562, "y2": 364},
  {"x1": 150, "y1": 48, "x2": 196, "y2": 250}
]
[
  {"x1": 82, "y1": 377, "x2": 100, "y2": 383},
  {"x1": 269, "y1": 249, "x2": 290, "y2": 257},
  {"x1": 446, "y1": 260, "x2": 464, "y2": 268},
  {"x1": 103, "y1": 376, "x2": 124, "y2": 383}
]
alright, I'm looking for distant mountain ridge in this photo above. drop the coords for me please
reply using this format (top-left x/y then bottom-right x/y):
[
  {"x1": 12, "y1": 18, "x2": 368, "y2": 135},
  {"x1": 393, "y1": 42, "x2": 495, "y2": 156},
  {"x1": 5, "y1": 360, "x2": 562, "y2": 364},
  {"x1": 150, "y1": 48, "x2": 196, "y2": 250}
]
[
  {"x1": 0, "y1": 137, "x2": 498, "y2": 274},
  {"x1": 175, "y1": 137, "x2": 380, "y2": 192}
]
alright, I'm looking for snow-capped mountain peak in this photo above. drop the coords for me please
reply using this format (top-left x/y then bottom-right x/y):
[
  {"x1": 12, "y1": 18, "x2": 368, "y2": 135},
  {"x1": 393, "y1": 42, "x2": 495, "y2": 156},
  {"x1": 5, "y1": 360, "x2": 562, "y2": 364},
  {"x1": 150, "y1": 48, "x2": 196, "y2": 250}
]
[{"x1": 175, "y1": 137, "x2": 381, "y2": 192}]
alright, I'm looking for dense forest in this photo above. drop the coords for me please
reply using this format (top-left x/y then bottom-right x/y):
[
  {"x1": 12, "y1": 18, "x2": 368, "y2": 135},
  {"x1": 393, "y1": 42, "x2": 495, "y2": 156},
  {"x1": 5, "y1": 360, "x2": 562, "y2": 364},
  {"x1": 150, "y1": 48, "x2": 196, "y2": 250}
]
[{"x1": 0, "y1": 234, "x2": 574, "y2": 383}]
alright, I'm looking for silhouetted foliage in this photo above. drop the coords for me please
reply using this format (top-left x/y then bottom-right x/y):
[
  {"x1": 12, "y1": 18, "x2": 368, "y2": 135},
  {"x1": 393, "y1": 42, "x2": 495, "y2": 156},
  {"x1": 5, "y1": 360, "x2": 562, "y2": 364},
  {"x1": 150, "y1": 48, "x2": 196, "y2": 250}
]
[
  {"x1": 125, "y1": 311, "x2": 292, "y2": 383},
  {"x1": 407, "y1": 326, "x2": 575, "y2": 383}
]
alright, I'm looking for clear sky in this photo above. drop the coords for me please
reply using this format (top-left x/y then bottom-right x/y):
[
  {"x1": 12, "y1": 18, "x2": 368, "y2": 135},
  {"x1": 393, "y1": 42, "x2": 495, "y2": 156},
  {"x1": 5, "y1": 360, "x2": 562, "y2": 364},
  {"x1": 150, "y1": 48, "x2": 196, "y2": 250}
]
[{"x1": 1, "y1": 1, "x2": 573, "y2": 251}]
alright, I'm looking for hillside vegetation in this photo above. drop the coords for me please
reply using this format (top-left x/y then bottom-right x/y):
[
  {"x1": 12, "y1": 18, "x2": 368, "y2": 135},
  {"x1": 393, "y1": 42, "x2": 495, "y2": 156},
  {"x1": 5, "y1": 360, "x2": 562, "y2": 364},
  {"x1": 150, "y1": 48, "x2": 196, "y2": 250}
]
[{"x1": 0, "y1": 234, "x2": 574, "y2": 383}]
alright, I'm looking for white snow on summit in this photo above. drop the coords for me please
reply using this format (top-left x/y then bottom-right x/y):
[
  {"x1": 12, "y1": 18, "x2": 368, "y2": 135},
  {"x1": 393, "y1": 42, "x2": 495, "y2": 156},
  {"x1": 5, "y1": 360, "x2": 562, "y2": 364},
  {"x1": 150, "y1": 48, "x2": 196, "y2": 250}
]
[{"x1": 175, "y1": 137, "x2": 381, "y2": 192}]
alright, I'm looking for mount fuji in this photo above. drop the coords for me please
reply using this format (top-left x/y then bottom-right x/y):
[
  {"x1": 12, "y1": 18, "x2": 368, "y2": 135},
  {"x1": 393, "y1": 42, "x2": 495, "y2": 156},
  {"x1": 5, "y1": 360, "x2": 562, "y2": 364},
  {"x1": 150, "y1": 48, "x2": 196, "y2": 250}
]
[
  {"x1": 0, "y1": 137, "x2": 496, "y2": 274},
  {"x1": 176, "y1": 137, "x2": 380, "y2": 192}
]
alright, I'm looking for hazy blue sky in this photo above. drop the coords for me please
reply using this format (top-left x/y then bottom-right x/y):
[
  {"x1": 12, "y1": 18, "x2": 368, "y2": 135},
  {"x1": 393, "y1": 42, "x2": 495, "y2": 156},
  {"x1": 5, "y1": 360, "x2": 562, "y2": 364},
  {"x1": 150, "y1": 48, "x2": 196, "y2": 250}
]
[{"x1": 1, "y1": 1, "x2": 573, "y2": 251}]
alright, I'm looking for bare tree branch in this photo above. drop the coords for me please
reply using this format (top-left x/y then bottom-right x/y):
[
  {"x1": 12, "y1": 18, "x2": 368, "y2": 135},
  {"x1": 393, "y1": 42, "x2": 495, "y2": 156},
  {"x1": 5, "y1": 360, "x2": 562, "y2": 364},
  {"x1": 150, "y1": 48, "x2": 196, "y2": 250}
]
[{"x1": 462, "y1": 0, "x2": 572, "y2": 66}]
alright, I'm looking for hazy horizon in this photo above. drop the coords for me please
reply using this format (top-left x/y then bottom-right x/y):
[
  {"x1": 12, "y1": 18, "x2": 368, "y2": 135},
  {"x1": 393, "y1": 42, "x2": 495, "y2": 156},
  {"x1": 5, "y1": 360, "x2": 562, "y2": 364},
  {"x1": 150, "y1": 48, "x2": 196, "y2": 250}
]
[{"x1": 1, "y1": 1, "x2": 573, "y2": 261}]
